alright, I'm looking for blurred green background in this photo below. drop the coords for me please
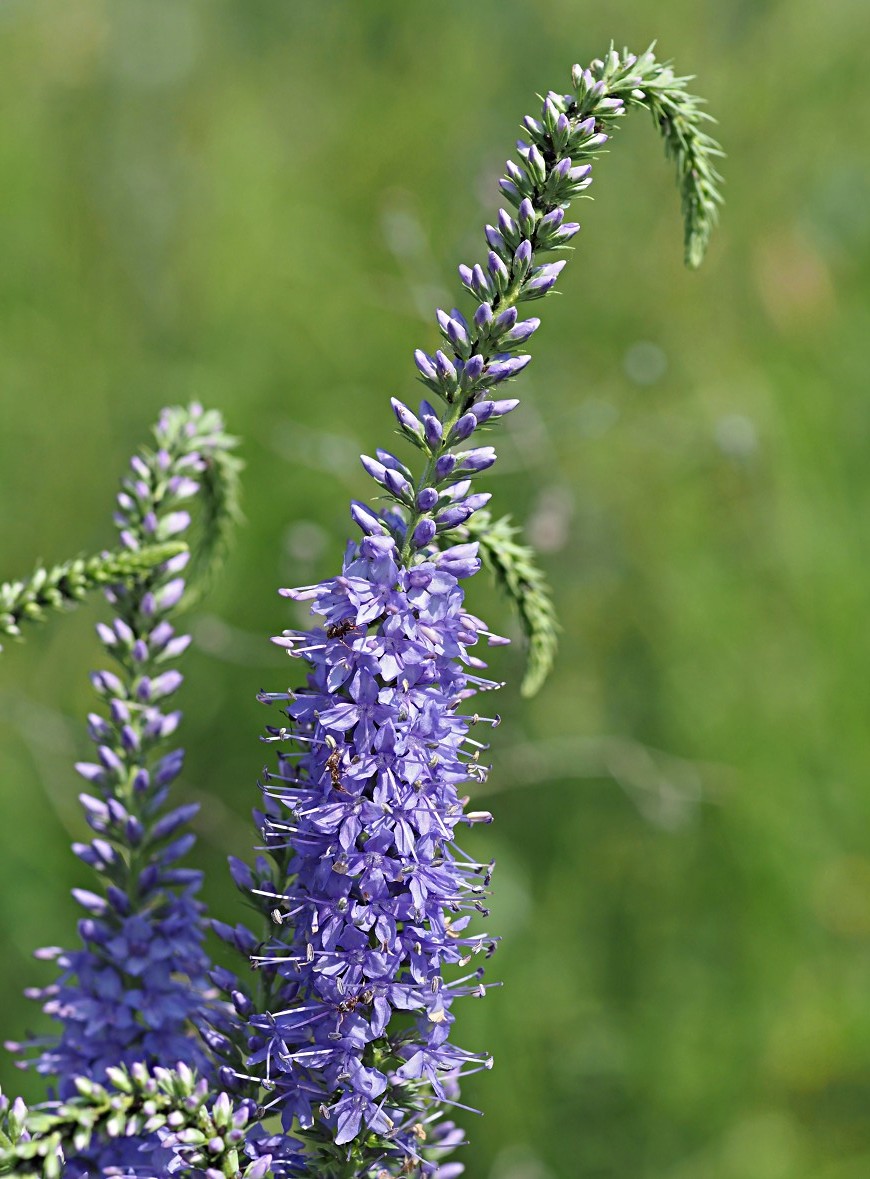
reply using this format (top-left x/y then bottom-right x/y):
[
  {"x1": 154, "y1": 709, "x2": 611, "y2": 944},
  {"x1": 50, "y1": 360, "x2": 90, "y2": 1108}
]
[{"x1": 1, "y1": 1, "x2": 869, "y2": 1176}]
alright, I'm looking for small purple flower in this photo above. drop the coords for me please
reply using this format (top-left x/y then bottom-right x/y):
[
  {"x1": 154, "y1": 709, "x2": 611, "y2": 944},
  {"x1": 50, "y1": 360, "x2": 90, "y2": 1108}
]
[{"x1": 486, "y1": 354, "x2": 532, "y2": 383}]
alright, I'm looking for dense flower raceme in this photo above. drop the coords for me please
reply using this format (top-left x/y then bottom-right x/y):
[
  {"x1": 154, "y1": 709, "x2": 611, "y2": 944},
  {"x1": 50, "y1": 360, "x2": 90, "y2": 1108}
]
[
  {"x1": 217, "y1": 531, "x2": 502, "y2": 1178},
  {"x1": 11, "y1": 405, "x2": 239, "y2": 1177},
  {"x1": 203, "y1": 50, "x2": 721, "y2": 1178}
]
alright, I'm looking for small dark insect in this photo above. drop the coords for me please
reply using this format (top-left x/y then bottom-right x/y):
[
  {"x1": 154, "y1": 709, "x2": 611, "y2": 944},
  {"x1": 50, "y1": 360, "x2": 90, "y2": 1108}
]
[
  {"x1": 326, "y1": 618, "x2": 356, "y2": 640},
  {"x1": 325, "y1": 744, "x2": 347, "y2": 792},
  {"x1": 338, "y1": 988, "x2": 373, "y2": 1015}
]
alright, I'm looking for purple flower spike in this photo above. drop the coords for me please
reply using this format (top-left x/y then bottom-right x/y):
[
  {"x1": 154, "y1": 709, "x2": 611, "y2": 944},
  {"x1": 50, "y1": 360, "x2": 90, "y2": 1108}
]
[
  {"x1": 238, "y1": 527, "x2": 500, "y2": 1167},
  {"x1": 215, "y1": 48, "x2": 722, "y2": 1174},
  {"x1": 18, "y1": 406, "x2": 235, "y2": 1176}
]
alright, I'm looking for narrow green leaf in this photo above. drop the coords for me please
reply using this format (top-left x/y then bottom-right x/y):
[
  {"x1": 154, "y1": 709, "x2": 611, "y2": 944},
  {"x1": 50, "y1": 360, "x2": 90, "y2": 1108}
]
[{"x1": 466, "y1": 512, "x2": 560, "y2": 697}]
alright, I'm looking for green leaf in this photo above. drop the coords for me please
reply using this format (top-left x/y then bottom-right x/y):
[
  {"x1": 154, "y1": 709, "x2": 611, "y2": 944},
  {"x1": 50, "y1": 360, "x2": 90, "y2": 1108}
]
[
  {"x1": 617, "y1": 42, "x2": 724, "y2": 269},
  {"x1": 466, "y1": 512, "x2": 560, "y2": 697},
  {"x1": 184, "y1": 424, "x2": 244, "y2": 607}
]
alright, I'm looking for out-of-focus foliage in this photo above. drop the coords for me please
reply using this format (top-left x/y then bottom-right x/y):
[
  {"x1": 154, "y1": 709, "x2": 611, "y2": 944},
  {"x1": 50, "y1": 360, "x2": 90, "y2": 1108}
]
[{"x1": 0, "y1": 3, "x2": 868, "y2": 1177}]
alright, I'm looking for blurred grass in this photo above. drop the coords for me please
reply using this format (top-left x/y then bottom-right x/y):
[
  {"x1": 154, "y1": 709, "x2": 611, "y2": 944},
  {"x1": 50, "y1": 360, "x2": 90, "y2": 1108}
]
[{"x1": 2, "y1": 1, "x2": 870, "y2": 1176}]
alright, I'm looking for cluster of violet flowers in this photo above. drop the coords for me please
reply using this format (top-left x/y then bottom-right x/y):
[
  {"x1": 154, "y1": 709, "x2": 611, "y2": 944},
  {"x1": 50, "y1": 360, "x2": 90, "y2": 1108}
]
[
  {"x1": 9, "y1": 406, "x2": 229, "y2": 1177},
  {"x1": 0, "y1": 46, "x2": 720, "y2": 1179}
]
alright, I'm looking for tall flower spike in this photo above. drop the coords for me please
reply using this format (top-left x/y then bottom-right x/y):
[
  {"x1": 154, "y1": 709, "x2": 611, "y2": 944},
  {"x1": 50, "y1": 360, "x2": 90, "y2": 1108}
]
[
  {"x1": 12, "y1": 404, "x2": 241, "y2": 1178},
  {"x1": 219, "y1": 46, "x2": 720, "y2": 1177}
]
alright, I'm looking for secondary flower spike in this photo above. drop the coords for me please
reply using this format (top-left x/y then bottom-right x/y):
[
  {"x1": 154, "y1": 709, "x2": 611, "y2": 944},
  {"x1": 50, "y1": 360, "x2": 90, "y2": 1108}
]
[
  {"x1": 213, "y1": 45, "x2": 721, "y2": 1178},
  {"x1": 13, "y1": 405, "x2": 239, "y2": 1177}
]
